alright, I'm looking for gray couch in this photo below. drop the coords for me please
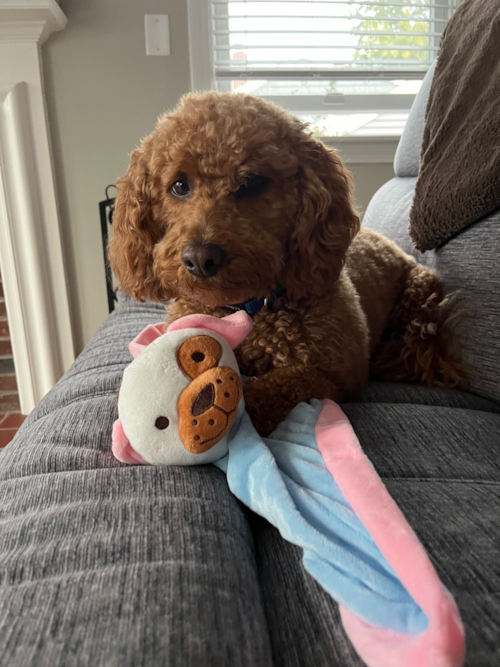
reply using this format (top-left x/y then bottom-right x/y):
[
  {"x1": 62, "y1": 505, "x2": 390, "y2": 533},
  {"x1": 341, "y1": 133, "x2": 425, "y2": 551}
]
[{"x1": 0, "y1": 68, "x2": 499, "y2": 667}]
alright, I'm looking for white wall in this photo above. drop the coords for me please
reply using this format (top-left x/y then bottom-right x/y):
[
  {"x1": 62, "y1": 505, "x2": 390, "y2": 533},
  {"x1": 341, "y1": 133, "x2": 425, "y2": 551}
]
[
  {"x1": 43, "y1": 0, "x2": 191, "y2": 352},
  {"x1": 350, "y1": 163, "x2": 395, "y2": 218},
  {"x1": 43, "y1": 0, "x2": 396, "y2": 352}
]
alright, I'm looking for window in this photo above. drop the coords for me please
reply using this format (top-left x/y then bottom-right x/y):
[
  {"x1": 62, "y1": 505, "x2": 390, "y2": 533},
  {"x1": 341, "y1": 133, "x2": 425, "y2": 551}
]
[{"x1": 188, "y1": 1, "x2": 459, "y2": 139}]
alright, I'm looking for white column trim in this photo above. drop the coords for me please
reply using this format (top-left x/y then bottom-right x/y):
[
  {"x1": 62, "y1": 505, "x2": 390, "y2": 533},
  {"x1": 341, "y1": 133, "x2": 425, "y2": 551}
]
[
  {"x1": 0, "y1": 0, "x2": 66, "y2": 43},
  {"x1": 0, "y1": 83, "x2": 73, "y2": 412},
  {"x1": 0, "y1": 21, "x2": 44, "y2": 42},
  {"x1": 0, "y1": 1, "x2": 73, "y2": 414}
]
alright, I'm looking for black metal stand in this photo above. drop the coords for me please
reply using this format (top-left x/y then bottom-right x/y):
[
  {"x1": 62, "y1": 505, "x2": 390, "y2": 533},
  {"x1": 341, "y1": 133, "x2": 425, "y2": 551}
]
[{"x1": 99, "y1": 185, "x2": 117, "y2": 313}]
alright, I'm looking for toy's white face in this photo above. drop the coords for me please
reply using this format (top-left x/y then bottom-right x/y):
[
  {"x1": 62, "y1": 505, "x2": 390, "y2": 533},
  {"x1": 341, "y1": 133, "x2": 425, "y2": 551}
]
[{"x1": 117, "y1": 328, "x2": 241, "y2": 465}]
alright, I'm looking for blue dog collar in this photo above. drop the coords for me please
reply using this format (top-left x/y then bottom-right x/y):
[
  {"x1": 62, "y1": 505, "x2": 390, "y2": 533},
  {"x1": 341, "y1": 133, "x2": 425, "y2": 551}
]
[{"x1": 225, "y1": 286, "x2": 286, "y2": 316}]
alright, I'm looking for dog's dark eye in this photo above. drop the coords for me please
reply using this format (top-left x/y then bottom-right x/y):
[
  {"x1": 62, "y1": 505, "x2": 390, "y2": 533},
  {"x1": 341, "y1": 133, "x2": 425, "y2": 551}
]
[
  {"x1": 236, "y1": 174, "x2": 270, "y2": 199},
  {"x1": 171, "y1": 180, "x2": 190, "y2": 198}
]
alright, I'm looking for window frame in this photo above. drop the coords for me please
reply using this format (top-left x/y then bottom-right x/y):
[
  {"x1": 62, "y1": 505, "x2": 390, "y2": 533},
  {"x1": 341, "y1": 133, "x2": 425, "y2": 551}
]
[{"x1": 187, "y1": 0, "x2": 456, "y2": 157}]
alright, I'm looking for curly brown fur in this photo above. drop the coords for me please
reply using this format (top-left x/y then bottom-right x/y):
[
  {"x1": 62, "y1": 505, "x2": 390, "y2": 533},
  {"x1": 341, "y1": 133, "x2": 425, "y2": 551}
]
[
  {"x1": 109, "y1": 91, "x2": 467, "y2": 436},
  {"x1": 369, "y1": 266, "x2": 470, "y2": 389}
]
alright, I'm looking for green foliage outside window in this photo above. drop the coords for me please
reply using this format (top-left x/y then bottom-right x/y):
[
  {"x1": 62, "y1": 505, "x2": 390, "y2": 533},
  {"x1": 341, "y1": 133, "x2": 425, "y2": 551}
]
[
  {"x1": 310, "y1": 1, "x2": 433, "y2": 136},
  {"x1": 353, "y1": 0, "x2": 431, "y2": 66}
]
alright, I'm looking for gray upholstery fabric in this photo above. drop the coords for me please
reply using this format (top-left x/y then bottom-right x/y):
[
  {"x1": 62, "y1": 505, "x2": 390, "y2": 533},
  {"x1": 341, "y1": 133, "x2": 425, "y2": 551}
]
[
  {"x1": 393, "y1": 59, "x2": 436, "y2": 178},
  {"x1": 249, "y1": 516, "x2": 365, "y2": 667},
  {"x1": 0, "y1": 295, "x2": 499, "y2": 667},
  {"x1": 344, "y1": 401, "x2": 500, "y2": 665},
  {"x1": 358, "y1": 380, "x2": 500, "y2": 412},
  {"x1": 0, "y1": 298, "x2": 273, "y2": 667},
  {"x1": 363, "y1": 178, "x2": 500, "y2": 405},
  {"x1": 258, "y1": 401, "x2": 500, "y2": 667}
]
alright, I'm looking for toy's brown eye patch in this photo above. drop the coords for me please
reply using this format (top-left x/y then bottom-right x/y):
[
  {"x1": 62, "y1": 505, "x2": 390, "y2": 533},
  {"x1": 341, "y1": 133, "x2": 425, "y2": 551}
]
[
  {"x1": 177, "y1": 335, "x2": 222, "y2": 379},
  {"x1": 155, "y1": 416, "x2": 169, "y2": 430}
]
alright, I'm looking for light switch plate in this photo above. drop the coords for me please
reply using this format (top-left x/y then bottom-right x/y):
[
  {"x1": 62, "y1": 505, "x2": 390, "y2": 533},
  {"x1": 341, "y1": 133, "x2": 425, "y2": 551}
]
[{"x1": 145, "y1": 15, "x2": 170, "y2": 56}]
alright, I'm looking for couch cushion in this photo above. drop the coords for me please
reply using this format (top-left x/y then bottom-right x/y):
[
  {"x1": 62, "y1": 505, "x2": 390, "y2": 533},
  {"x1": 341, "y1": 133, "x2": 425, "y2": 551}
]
[
  {"x1": 253, "y1": 399, "x2": 500, "y2": 667},
  {"x1": 408, "y1": 0, "x2": 500, "y2": 251},
  {"x1": 393, "y1": 60, "x2": 437, "y2": 178},
  {"x1": 0, "y1": 296, "x2": 274, "y2": 667},
  {"x1": 363, "y1": 178, "x2": 500, "y2": 405},
  {"x1": 1, "y1": 296, "x2": 499, "y2": 667},
  {"x1": 359, "y1": 380, "x2": 500, "y2": 413}
]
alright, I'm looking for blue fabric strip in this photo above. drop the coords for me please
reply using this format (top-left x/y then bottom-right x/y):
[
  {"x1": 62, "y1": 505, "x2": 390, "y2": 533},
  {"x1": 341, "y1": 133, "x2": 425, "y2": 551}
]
[{"x1": 214, "y1": 399, "x2": 428, "y2": 635}]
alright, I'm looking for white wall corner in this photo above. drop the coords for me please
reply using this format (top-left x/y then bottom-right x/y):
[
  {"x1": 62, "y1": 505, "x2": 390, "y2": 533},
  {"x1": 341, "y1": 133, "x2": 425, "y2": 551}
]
[{"x1": 0, "y1": 0, "x2": 73, "y2": 414}]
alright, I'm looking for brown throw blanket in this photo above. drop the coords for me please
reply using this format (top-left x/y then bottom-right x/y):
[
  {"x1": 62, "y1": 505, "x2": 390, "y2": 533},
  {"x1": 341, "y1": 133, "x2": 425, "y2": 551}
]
[{"x1": 409, "y1": 0, "x2": 500, "y2": 251}]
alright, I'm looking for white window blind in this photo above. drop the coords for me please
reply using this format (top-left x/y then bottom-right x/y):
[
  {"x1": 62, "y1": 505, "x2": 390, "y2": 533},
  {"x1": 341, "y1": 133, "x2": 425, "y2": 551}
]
[
  {"x1": 211, "y1": 0, "x2": 458, "y2": 81},
  {"x1": 194, "y1": 0, "x2": 460, "y2": 137}
]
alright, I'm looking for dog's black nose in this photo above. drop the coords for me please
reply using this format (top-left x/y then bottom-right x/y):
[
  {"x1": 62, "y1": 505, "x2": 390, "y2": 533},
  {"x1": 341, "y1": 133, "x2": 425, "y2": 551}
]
[{"x1": 182, "y1": 244, "x2": 226, "y2": 278}]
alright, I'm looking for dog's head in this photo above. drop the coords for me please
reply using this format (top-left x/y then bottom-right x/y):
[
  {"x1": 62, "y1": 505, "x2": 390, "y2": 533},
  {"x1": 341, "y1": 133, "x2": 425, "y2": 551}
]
[{"x1": 108, "y1": 92, "x2": 359, "y2": 307}]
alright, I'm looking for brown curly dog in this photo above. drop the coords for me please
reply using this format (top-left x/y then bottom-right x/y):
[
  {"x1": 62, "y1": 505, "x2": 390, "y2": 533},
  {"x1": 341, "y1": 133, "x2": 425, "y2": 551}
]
[{"x1": 108, "y1": 92, "x2": 466, "y2": 436}]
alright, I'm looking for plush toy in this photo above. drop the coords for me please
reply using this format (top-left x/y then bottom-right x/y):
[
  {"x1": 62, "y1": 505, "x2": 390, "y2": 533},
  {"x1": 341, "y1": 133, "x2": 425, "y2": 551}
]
[
  {"x1": 112, "y1": 312, "x2": 465, "y2": 667},
  {"x1": 112, "y1": 311, "x2": 251, "y2": 466}
]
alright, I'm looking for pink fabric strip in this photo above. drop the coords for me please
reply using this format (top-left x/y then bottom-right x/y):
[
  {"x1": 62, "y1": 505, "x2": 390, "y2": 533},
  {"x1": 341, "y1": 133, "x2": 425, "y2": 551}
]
[
  {"x1": 167, "y1": 311, "x2": 253, "y2": 350},
  {"x1": 315, "y1": 399, "x2": 465, "y2": 667}
]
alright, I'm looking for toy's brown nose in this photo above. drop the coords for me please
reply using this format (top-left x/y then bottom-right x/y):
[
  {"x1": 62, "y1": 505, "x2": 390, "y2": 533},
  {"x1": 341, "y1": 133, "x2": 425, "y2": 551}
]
[
  {"x1": 192, "y1": 383, "x2": 215, "y2": 416},
  {"x1": 182, "y1": 244, "x2": 226, "y2": 278}
]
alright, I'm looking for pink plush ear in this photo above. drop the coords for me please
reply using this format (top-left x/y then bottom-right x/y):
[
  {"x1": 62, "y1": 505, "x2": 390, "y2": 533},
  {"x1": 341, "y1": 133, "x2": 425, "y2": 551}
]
[
  {"x1": 112, "y1": 419, "x2": 148, "y2": 465},
  {"x1": 129, "y1": 322, "x2": 166, "y2": 358},
  {"x1": 166, "y1": 311, "x2": 253, "y2": 350}
]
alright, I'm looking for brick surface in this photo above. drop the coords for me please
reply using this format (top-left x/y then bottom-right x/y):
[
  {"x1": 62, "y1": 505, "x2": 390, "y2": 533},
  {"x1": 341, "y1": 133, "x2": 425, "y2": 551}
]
[
  {"x1": 0, "y1": 271, "x2": 19, "y2": 428},
  {"x1": 0, "y1": 375, "x2": 17, "y2": 392},
  {"x1": 0, "y1": 359, "x2": 15, "y2": 373},
  {"x1": 0, "y1": 413, "x2": 25, "y2": 429},
  {"x1": 0, "y1": 393, "x2": 20, "y2": 412},
  {"x1": 0, "y1": 429, "x2": 17, "y2": 449},
  {"x1": 0, "y1": 340, "x2": 12, "y2": 357}
]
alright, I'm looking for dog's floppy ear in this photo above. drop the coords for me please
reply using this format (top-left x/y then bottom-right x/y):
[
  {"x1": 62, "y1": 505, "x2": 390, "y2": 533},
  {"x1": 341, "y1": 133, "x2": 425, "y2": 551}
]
[
  {"x1": 108, "y1": 145, "x2": 168, "y2": 302},
  {"x1": 283, "y1": 137, "x2": 360, "y2": 300}
]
